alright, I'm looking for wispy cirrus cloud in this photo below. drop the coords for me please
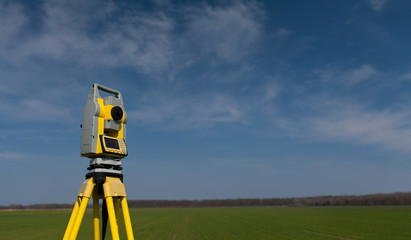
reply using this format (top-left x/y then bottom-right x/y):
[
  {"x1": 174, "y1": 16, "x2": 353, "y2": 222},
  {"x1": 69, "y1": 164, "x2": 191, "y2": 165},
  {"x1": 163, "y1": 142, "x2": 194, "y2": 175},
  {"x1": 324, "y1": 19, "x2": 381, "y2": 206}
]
[
  {"x1": 183, "y1": 1, "x2": 264, "y2": 62},
  {"x1": 264, "y1": 93, "x2": 411, "y2": 153},
  {"x1": 367, "y1": 0, "x2": 389, "y2": 12},
  {"x1": 1, "y1": 0, "x2": 264, "y2": 78},
  {"x1": 14, "y1": 0, "x2": 175, "y2": 76},
  {"x1": 0, "y1": 151, "x2": 54, "y2": 162},
  {"x1": 130, "y1": 91, "x2": 248, "y2": 129},
  {"x1": 306, "y1": 103, "x2": 411, "y2": 152},
  {"x1": 0, "y1": 97, "x2": 74, "y2": 122},
  {"x1": 0, "y1": 152, "x2": 31, "y2": 162},
  {"x1": 314, "y1": 64, "x2": 378, "y2": 86},
  {"x1": 0, "y1": 2, "x2": 27, "y2": 46},
  {"x1": 273, "y1": 28, "x2": 293, "y2": 40},
  {"x1": 399, "y1": 72, "x2": 411, "y2": 81},
  {"x1": 128, "y1": 76, "x2": 279, "y2": 129},
  {"x1": 0, "y1": 0, "x2": 266, "y2": 126},
  {"x1": 260, "y1": 63, "x2": 411, "y2": 153}
]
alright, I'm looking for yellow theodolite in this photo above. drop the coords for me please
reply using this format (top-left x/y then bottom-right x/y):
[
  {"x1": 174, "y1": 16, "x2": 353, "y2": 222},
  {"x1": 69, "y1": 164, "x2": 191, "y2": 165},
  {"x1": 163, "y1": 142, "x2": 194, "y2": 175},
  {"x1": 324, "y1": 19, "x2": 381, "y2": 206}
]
[
  {"x1": 63, "y1": 83, "x2": 135, "y2": 240},
  {"x1": 80, "y1": 83, "x2": 128, "y2": 159}
]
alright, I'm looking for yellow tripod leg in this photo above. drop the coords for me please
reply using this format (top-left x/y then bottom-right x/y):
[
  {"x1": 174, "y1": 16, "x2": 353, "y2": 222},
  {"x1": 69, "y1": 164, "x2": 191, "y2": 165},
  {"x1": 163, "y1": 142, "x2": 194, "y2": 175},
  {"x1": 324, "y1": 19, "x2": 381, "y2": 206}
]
[
  {"x1": 114, "y1": 197, "x2": 120, "y2": 221},
  {"x1": 121, "y1": 197, "x2": 135, "y2": 240},
  {"x1": 63, "y1": 197, "x2": 81, "y2": 240},
  {"x1": 105, "y1": 196, "x2": 120, "y2": 240},
  {"x1": 93, "y1": 193, "x2": 100, "y2": 240},
  {"x1": 102, "y1": 176, "x2": 135, "y2": 240},
  {"x1": 68, "y1": 195, "x2": 91, "y2": 240},
  {"x1": 63, "y1": 178, "x2": 95, "y2": 240}
]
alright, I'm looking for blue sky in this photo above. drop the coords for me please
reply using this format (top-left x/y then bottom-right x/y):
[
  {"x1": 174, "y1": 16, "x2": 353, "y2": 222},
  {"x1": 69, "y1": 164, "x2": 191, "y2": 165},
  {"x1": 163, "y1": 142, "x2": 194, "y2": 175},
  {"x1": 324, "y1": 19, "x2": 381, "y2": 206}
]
[{"x1": 1, "y1": 0, "x2": 411, "y2": 205}]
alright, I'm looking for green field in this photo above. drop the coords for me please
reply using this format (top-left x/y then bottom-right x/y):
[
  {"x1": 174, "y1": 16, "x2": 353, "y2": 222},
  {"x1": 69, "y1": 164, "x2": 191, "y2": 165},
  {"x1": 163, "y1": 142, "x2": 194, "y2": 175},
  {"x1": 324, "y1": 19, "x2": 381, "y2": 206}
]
[{"x1": 1, "y1": 207, "x2": 411, "y2": 239}]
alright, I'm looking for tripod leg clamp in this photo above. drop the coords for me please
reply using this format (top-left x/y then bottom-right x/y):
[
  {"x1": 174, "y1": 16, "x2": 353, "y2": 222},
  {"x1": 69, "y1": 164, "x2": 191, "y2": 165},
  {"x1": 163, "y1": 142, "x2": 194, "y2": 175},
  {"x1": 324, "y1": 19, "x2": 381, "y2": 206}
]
[
  {"x1": 103, "y1": 177, "x2": 127, "y2": 197},
  {"x1": 77, "y1": 178, "x2": 94, "y2": 198}
]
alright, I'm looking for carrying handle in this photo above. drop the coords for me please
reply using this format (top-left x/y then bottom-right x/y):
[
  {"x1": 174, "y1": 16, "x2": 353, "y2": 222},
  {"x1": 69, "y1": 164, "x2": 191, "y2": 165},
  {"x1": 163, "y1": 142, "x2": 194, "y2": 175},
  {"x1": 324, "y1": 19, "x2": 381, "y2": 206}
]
[{"x1": 92, "y1": 83, "x2": 123, "y2": 101}]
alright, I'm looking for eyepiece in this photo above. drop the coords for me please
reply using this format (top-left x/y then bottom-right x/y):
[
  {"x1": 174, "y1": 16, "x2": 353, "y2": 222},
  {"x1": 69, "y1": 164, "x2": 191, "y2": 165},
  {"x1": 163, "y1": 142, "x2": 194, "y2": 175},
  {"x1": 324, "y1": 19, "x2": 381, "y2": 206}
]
[{"x1": 111, "y1": 106, "x2": 123, "y2": 121}]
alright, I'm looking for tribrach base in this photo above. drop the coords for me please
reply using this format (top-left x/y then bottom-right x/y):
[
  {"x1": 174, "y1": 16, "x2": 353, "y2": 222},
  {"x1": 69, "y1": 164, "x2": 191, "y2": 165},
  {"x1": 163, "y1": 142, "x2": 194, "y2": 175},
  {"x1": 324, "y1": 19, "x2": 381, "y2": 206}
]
[{"x1": 62, "y1": 174, "x2": 134, "y2": 240}]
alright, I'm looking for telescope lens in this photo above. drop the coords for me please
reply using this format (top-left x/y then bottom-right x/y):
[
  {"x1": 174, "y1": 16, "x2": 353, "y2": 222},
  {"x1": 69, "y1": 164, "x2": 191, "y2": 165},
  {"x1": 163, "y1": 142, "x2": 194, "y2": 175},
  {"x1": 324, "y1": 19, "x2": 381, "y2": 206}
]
[{"x1": 111, "y1": 106, "x2": 123, "y2": 121}]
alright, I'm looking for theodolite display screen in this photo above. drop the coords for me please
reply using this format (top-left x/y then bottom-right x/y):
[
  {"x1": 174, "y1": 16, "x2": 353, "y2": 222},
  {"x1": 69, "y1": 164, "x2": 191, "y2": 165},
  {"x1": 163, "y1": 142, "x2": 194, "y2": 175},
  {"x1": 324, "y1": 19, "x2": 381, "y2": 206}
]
[
  {"x1": 100, "y1": 135, "x2": 128, "y2": 156},
  {"x1": 105, "y1": 137, "x2": 120, "y2": 149}
]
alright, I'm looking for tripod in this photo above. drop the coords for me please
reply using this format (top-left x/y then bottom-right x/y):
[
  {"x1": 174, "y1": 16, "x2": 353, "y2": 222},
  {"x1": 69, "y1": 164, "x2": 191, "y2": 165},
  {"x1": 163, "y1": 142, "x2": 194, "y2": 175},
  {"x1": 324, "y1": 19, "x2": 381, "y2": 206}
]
[{"x1": 63, "y1": 159, "x2": 135, "y2": 240}]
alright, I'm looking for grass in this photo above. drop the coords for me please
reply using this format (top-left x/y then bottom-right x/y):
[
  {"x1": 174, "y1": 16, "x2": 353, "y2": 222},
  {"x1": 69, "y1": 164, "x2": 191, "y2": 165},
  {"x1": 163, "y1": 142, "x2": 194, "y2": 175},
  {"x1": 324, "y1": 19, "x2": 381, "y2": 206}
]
[{"x1": 1, "y1": 207, "x2": 411, "y2": 239}]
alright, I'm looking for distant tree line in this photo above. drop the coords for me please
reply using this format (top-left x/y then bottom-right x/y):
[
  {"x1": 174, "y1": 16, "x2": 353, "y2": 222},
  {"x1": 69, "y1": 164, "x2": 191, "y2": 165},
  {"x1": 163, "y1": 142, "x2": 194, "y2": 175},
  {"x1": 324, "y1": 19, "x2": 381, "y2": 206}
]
[
  {"x1": 0, "y1": 203, "x2": 73, "y2": 210},
  {"x1": 2, "y1": 192, "x2": 411, "y2": 210},
  {"x1": 127, "y1": 192, "x2": 411, "y2": 208}
]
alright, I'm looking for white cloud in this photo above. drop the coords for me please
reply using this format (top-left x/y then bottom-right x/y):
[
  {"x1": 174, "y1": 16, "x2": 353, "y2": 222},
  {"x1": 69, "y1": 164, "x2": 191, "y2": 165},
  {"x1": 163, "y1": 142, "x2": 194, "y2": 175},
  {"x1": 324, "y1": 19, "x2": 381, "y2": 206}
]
[
  {"x1": 152, "y1": 0, "x2": 171, "y2": 7},
  {"x1": 261, "y1": 82, "x2": 279, "y2": 103},
  {"x1": 258, "y1": 63, "x2": 411, "y2": 153},
  {"x1": 0, "y1": 97, "x2": 74, "y2": 122},
  {"x1": 0, "y1": 2, "x2": 28, "y2": 48},
  {"x1": 102, "y1": 13, "x2": 175, "y2": 74},
  {"x1": 315, "y1": 64, "x2": 378, "y2": 86},
  {"x1": 274, "y1": 28, "x2": 293, "y2": 39},
  {"x1": 259, "y1": 63, "x2": 411, "y2": 153},
  {"x1": 0, "y1": 151, "x2": 60, "y2": 165},
  {"x1": 128, "y1": 76, "x2": 280, "y2": 130},
  {"x1": 16, "y1": 0, "x2": 175, "y2": 76},
  {"x1": 367, "y1": 0, "x2": 389, "y2": 12},
  {"x1": 0, "y1": 0, "x2": 267, "y2": 127},
  {"x1": 399, "y1": 72, "x2": 411, "y2": 80},
  {"x1": 0, "y1": 152, "x2": 47, "y2": 162},
  {"x1": 184, "y1": 1, "x2": 264, "y2": 62},
  {"x1": 348, "y1": 64, "x2": 377, "y2": 84},
  {"x1": 0, "y1": 0, "x2": 264, "y2": 77},
  {"x1": 307, "y1": 104, "x2": 411, "y2": 152},
  {"x1": 0, "y1": 152, "x2": 29, "y2": 162},
  {"x1": 130, "y1": 91, "x2": 247, "y2": 129}
]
